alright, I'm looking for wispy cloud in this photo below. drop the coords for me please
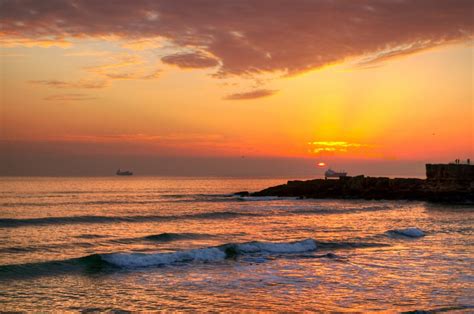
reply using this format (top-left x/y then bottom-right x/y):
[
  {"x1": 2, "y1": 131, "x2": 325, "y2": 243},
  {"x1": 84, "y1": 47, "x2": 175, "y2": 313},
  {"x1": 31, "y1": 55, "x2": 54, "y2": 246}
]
[
  {"x1": 121, "y1": 37, "x2": 164, "y2": 51},
  {"x1": 30, "y1": 79, "x2": 108, "y2": 89},
  {"x1": 82, "y1": 54, "x2": 160, "y2": 81},
  {"x1": 63, "y1": 50, "x2": 111, "y2": 57},
  {"x1": 104, "y1": 70, "x2": 160, "y2": 80},
  {"x1": 0, "y1": 53, "x2": 27, "y2": 58},
  {"x1": 224, "y1": 89, "x2": 277, "y2": 100},
  {"x1": 45, "y1": 94, "x2": 96, "y2": 101},
  {"x1": 84, "y1": 55, "x2": 142, "y2": 73},
  {"x1": 351, "y1": 40, "x2": 448, "y2": 68},
  {"x1": 46, "y1": 133, "x2": 226, "y2": 143},
  {"x1": 0, "y1": 36, "x2": 72, "y2": 48}
]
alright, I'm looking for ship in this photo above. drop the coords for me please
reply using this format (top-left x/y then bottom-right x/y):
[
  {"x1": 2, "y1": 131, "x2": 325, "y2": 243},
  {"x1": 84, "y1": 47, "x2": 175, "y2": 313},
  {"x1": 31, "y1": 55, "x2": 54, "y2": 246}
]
[
  {"x1": 116, "y1": 169, "x2": 133, "y2": 176},
  {"x1": 325, "y1": 168, "x2": 347, "y2": 179}
]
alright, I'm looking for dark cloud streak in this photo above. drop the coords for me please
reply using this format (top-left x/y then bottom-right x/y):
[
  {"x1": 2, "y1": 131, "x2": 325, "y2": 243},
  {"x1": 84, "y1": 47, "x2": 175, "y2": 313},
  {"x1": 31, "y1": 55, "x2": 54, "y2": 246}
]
[
  {"x1": 225, "y1": 89, "x2": 277, "y2": 100},
  {"x1": 161, "y1": 52, "x2": 219, "y2": 69},
  {"x1": 30, "y1": 79, "x2": 107, "y2": 89}
]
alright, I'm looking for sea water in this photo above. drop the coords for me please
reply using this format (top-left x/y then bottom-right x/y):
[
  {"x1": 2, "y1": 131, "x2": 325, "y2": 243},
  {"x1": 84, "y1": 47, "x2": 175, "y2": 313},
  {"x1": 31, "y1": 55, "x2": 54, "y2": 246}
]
[{"x1": 0, "y1": 177, "x2": 473, "y2": 312}]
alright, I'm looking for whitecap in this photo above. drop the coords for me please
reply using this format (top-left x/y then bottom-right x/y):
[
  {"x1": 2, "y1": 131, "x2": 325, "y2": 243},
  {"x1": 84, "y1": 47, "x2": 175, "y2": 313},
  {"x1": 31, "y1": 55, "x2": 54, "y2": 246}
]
[
  {"x1": 387, "y1": 227, "x2": 425, "y2": 238},
  {"x1": 101, "y1": 238, "x2": 317, "y2": 268},
  {"x1": 236, "y1": 238, "x2": 317, "y2": 253},
  {"x1": 102, "y1": 247, "x2": 227, "y2": 268}
]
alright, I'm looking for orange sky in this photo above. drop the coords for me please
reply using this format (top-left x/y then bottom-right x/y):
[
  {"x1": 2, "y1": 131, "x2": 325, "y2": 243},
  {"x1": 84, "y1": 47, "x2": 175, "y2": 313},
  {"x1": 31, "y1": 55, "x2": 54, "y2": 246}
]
[{"x1": 0, "y1": 1, "x2": 472, "y2": 176}]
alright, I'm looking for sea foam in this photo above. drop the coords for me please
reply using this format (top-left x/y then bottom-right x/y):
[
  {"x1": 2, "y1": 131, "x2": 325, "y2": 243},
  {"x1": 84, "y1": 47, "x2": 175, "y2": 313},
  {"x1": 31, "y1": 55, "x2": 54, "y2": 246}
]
[
  {"x1": 102, "y1": 247, "x2": 227, "y2": 268},
  {"x1": 387, "y1": 227, "x2": 425, "y2": 238},
  {"x1": 234, "y1": 238, "x2": 317, "y2": 253}
]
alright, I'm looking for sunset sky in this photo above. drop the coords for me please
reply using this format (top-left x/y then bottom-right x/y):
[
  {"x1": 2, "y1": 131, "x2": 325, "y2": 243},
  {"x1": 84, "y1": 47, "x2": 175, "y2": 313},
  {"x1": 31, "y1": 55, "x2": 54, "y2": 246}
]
[{"x1": 0, "y1": 0, "x2": 472, "y2": 176}]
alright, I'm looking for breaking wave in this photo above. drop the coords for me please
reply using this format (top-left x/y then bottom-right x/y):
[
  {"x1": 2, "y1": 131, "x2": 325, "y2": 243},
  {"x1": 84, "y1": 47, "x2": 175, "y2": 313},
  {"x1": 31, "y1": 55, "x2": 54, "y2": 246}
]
[
  {"x1": 103, "y1": 238, "x2": 317, "y2": 268},
  {"x1": 0, "y1": 239, "x2": 317, "y2": 279}
]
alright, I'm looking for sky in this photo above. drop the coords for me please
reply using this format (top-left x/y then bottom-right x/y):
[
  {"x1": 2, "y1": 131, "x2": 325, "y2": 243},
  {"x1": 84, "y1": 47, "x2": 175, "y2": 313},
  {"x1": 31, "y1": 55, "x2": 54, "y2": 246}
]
[{"x1": 0, "y1": 0, "x2": 473, "y2": 176}]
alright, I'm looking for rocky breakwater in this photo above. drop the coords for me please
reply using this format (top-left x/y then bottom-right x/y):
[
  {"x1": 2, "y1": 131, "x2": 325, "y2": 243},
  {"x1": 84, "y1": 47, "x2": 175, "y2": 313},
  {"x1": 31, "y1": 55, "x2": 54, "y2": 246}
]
[
  {"x1": 249, "y1": 164, "x2": 474, "y2": 203},
  {"x1": 424, "y1": 163, "x2": 474, "y2": 203}
]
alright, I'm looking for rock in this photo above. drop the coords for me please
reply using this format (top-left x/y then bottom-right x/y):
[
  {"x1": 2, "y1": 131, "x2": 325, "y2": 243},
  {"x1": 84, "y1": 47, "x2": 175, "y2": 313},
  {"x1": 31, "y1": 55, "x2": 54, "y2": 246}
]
[{"x1": 249, "y1": 171, "x2": 473, "y2": 203}]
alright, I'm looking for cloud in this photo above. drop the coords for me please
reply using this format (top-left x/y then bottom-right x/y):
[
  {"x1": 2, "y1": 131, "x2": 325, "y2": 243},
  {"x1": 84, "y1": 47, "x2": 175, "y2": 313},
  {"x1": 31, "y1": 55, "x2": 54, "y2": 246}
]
[
  {"x1": 16, "y1": 133, "x2": 246, "y2": 157},
  {"x1": 43, "y1": 133, "x2": 227, "y2": 144},
  {"x1": 0, "y1": 53, "x2": 27, "y2": 58},
  {"x1": 104, "y1": 70, "x2": 160, "y2": 80},
  {"x1": 0, "y1": 0, "x2": 472, "y2": 76},
  {"x1": 161, "y1": 52, "x2": 219, "y2": 69},
  {"x1": 84, "y1": 55, "x2": 142, "y2": 73},
  {"x1": 63, "y1": 50, "x2": 111, "y2": 57},
  {"x1": 121, "y1": 37, "x2": 164, "y2": 50},
  {"x1": 308, "y1": 141, "x2": 368, "y2": 154},
  {"x1": 352, "y1": 40, "x2": 441, "y2": 68},
  {"x1": 224, "y1": 89, "x2": 277, "y2": 100},
  {"x1": 0, "y1": 36, "x2": 72, "y2": 48},
  {"x1": 81, "y1": 54, "x2": 160, "y2": 81},
  {"x1": 45, "y1": 94, "x2": 96, "y2": 101},
  {"x1": 30, "y1": 79, "x2": 108, "y2": 89}
]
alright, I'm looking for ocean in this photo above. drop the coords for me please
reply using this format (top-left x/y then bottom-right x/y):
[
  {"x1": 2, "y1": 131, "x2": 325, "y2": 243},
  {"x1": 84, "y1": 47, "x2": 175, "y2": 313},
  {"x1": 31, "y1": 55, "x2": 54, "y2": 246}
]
[{"x1": 0, "y1": 177, "x2": 473, "y2": 312}]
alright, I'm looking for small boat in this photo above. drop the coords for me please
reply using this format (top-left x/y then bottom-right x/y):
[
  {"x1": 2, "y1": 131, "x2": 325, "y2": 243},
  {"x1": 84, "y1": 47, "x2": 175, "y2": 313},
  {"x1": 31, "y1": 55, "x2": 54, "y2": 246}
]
[
  {"x1": 325, "y1": 168, "x2": 347, "y2": 179},
  {"x1": 116, "y1": 169, "x2": 133, "y2": 176}
]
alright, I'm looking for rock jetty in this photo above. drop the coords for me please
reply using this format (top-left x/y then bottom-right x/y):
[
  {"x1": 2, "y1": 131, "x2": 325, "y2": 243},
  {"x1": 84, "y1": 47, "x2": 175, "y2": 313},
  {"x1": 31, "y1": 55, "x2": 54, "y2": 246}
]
[{"x1": 246, "y1": 163, "x2": 474, "y2": 203}]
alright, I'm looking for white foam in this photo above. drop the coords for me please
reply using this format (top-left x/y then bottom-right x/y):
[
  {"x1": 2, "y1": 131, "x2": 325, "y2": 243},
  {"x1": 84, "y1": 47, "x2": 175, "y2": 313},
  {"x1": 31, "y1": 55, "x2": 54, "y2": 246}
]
[
  {"x1": 236, "y1": 239, "x2": 317, "y2": 253},
  {"x1": 102, "y1": 247, "x2": 226, "y2": 268},
  {"x1": 101, "y1": 238, "x2": 318, "y2": 268},
  {"x1": 389, "y1": 227, "x2": 425, "y2": 238}
]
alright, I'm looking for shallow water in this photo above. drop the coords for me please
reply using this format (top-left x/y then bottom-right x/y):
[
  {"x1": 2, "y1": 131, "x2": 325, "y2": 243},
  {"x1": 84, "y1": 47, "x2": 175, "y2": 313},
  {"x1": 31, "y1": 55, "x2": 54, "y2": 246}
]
[{"x1": 0, "y1": 177, "x2": 473, "y2": 312}]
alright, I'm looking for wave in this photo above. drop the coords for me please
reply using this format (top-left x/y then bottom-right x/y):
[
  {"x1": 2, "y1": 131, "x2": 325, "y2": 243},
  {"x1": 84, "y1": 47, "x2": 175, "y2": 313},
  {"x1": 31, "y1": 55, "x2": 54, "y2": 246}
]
[
  {"x1": 161, "y1": 193, "x2": 233, "y2": 199},
  {"x1": 402, "y1": 305, "x2": 474, "y2": 313},
  {"x1": 103, "y1": 238, "x2": 317, "y2": 268},
  {"x1": 1, "y1": 194, "x2": 300, "y2": 207},
  {"x1": 0, "y1": 239, "x2": 317, "y2": 279},
  {"x1": 291, "y1": 205, "x2": 395, "y2": 215},
  {"x1": 234, "y1": 196, "x2": 296, "y2": 201},
  {"x1": 0, "y1": 199, "x2": 168, "y2": 207},
  {"x1": 0, "y1": 232, "x2": 216, "y2": 254},
  {"x1": 110, "y1": 232, "x2": 217, "y2": 245},
  {"x1": 314, "y1": 240, "x2": 390, "y2": 250},
  {"x1": 386, "y1": 227, "x2": 425, "y2": 238},
  {"x1": 0, "y1": 254, "x2": 109, "y2": 280},
  {"x1": 143, "y1": 232, "x2": 214, "y2": 242},
  {"x1": 0, "y1": 211, "x2": 259, "y2": 228},
  {"x1": 74, "y1": 234, "x2": 110, "y2": 239}
]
